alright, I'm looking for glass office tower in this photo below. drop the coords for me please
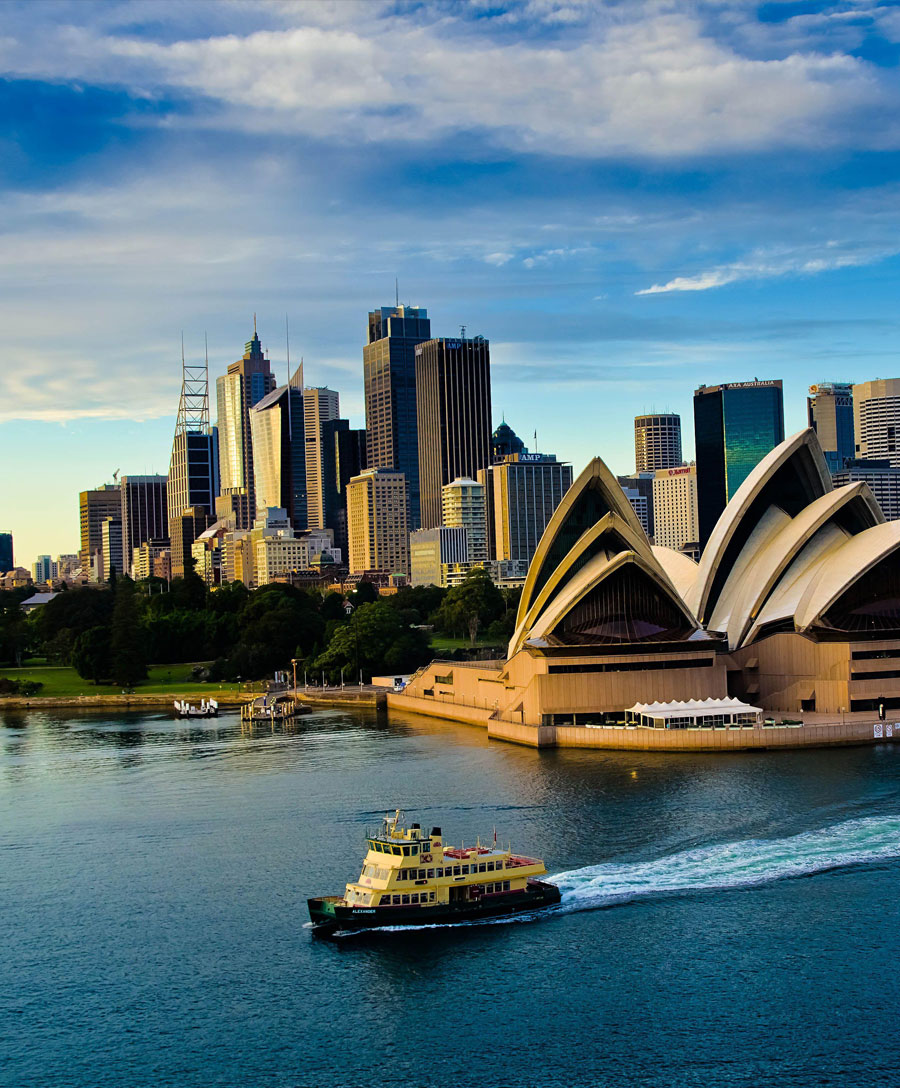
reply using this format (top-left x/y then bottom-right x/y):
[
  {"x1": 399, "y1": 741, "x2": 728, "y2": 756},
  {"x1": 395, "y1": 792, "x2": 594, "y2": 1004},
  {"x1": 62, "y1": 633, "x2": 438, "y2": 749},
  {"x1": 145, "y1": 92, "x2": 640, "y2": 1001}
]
[
  {"x1": 694, "y1": 380, "x2": 784, "y2": 548},
  {"x1": 249, "y1": 378, "x2": 306, "y2": 527},
  {"x1": 808, "y1": 382, "x2": 854, "y2": 473}
]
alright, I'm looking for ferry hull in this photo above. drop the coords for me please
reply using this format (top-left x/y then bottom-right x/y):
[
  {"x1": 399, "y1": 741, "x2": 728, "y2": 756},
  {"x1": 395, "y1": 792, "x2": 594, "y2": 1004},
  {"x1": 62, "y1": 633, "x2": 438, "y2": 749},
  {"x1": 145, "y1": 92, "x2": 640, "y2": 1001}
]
[{"x1": 308, "y1": 879, "x2": 561, "y2": 933}]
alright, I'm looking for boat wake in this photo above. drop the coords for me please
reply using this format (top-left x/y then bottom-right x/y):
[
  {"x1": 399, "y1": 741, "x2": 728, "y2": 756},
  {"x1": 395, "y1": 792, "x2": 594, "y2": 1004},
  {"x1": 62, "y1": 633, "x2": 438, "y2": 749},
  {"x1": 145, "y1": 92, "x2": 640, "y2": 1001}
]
[
  {"x1": 553, "y1": 813, "x2": 900, "y2": 911},
  {"x1": 334, "y1": 814, "x2": 900, "y2": 936}
]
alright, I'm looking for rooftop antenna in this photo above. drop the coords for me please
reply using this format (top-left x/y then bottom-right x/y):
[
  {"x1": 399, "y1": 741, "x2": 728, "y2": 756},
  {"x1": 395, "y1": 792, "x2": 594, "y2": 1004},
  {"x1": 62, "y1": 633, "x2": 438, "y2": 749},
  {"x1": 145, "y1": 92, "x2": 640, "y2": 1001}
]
[
  {"x1": 285, "y1": 314, "x2": 293, "y2": 442},
  {"x1": 460, "y1": 324, "x2": 466, "y2": 339},
  {"x1": 395, "y1": 277, "x2": 399, "y2": 308},
  {"x1": 253, "y1": 312, "x2": 257, "y2": 335},
  {"x1": 534, "y1": 428, "x2": 538, "y2": 452},
  {"x1": 175, "y1": 334, "x2": 210, "y2": 436}
]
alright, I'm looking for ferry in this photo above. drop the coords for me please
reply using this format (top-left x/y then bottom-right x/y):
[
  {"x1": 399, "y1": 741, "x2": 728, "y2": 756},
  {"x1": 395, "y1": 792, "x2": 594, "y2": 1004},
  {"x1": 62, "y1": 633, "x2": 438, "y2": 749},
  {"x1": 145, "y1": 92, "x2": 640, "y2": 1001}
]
[{"x1": 307, "y1": 810, "x2": 561, "y2": 933}]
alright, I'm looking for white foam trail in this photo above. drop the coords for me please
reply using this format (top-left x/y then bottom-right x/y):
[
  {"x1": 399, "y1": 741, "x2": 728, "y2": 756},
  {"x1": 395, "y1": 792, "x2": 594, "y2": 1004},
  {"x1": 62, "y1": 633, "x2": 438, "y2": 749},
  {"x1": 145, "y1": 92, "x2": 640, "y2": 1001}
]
[
  {"x1": 327, "y1": 815, "x2": 900, "y2": 936},
  {"x1": 552, "y1": 814, "x2": 900, "y2": 912}
]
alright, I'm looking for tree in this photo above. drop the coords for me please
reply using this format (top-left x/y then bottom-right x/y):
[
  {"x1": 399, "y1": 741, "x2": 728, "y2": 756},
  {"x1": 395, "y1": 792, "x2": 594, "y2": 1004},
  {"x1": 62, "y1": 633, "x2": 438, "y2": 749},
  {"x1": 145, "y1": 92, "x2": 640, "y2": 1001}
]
[
  {"x1": 352, "y1": 581, "x2": 378, "y2": 605},
  {"x1": 432, "y1": 568, "x2": 504, "y2": 645},
  {"x1": 72, "y1": 625, "x2": 112, "y2": 683},
  {"x1": 311, "y1": 601, "x2": 430, "y2": 682},
  {"x1": 110, "y1": 575, "x2": 147, "y2": 686}
]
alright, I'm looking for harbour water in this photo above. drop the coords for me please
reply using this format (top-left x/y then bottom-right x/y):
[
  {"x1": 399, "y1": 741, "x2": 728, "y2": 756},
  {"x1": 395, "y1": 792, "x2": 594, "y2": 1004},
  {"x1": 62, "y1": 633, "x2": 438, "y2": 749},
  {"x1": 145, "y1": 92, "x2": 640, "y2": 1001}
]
[{"x1": 3, "y1": 705, "x2": 900, "y2": 1087}]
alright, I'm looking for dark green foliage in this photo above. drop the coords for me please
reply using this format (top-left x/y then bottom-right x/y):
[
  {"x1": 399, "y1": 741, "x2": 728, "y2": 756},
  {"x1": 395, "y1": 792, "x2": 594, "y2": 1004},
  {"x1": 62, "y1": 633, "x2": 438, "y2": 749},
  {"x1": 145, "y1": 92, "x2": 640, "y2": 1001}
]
[
  {"x1": 72, "y1": 625, "x2": 112, "y2": 683},
  {"x1": 311, "y1": 601, "x2": 431, "y2": 683},
  {"x1": 110, "y1": 575, "x2": 147, "y2": 686},
  {"x1": 37, "y1": 587, "x2": 113, "y2": 642},
  {"x1": 431, "y1": 568, "x2": 505, "y2": 644},
  {"x1": 351, "y1": 581, "x2": 378, "y2": 605},
  {"x1": 0, "y1": 676, "x2": 44, "y2": 696},
  {"x1": 0, "y1": 589, "x2": 33, "y2": 666}
]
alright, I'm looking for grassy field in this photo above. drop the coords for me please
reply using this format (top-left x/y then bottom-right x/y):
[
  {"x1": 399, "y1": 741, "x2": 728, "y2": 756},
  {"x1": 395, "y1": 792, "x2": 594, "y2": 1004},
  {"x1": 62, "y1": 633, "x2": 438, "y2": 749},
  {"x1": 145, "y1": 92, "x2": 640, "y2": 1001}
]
[
  {"x1": 428, "y1": 635, "x2": 502, "y2": 652},
  {"x1": 0, "y1": 662, "x2": 243, "y2": 698}
]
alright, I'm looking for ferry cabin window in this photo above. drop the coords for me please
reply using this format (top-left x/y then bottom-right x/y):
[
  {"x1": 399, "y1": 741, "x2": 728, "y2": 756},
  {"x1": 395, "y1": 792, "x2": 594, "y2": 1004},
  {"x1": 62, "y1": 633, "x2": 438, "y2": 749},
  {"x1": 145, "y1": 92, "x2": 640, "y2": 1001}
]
[
  {"x1": 427, "y1": 868, "x2": 434, "y2": 878},
  {"x1": 504, "y1": 881, "x2": 510, "y2": 891},
  {"x1": 462, "y1": 865, "x2": 469, "y2": 874},
  {"x1": 487, "y1": 862, "x2": 494, "y2": 871},
  {"x1": 453, "y1": 866, "x2": 461, "y2": 876},
  {"x1": 478, "y1": 863, "x2": 486, "y2": 872},
  {"x1": 392, "y1": 895, "x2": 400, "y2": 904},
  {"x1": 402, "y1": 894, "x2": 410, "y2": 904}
]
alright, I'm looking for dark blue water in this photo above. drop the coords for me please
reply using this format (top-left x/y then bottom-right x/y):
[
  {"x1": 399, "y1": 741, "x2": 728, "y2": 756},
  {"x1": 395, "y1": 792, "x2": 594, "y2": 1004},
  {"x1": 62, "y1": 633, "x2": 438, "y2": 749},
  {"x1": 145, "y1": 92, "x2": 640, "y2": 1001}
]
[{"x1": 3, "y1": 706, "x2": 900, "y2": 1088}]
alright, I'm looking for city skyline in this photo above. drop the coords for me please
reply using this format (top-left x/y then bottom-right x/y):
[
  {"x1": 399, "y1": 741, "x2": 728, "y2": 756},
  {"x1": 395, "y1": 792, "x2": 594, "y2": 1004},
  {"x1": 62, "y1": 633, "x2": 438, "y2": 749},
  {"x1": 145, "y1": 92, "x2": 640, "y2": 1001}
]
[{"x1": 5, "y1": 1, "x2": 900, "y2": 562}]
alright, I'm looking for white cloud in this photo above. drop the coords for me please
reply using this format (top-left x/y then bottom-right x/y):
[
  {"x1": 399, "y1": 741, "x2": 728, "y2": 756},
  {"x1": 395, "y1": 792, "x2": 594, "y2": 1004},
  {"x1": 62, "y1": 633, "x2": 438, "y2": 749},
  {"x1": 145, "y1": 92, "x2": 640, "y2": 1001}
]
[
  {"x1": 0, "y1": 3, "x2": 891, "y2": 157},
  {"x1": 636, "y1": 240, "x2": 900, "y2": 295}
]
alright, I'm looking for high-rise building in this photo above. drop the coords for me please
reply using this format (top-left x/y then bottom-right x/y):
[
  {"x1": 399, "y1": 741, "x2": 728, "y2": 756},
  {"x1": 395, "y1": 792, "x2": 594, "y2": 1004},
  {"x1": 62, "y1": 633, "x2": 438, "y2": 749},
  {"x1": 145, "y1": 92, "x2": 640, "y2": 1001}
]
[
  {"x1": 101, "y1": 517, "x2": 124, "y2": 581},
  {"x1": 216, "y1": 329, "x2": 276, "y2": 527},
  {"x1": 303, "y1": 386, "x2": 340, "y2": 530},
  {"x1": 634, "y1": 413, "x2": 682, "y2": 472},
  {"x1": 479, "y1": 452, "x2": 572, "y2": 565},
  {"x1": 79, "y1": 484, "x2": 121, "y2": 574},
  {"x1": 653, "y1": 465, "x2": 699, "y2": 552},
  {"x1": 347, "y1": 468, "x2": 409, "y2": 575},
  {"x1": 832, "y1": 459, "x2": 900, "y2": 521},
  {"x1": 0, "y1": 531, "x2": 12, "y2": 573},
  {"x1": 416, "y1": 335, "x2": 492, "y2": 528},
  {"x1": 617, "y1": 472, "x2": 655, "y2": 539},
  {"x1": 851, "y1": 379, "x2": 900, "y2": 468},
  {"x1": 694, "y1": 380, "x2": 785, "y2": 547},
  {"x1": 120, "y1": 475, "x2": 168, "y2": 576},
  {"x1": 442, "y1": 478, "x2": 488, "y2": 563},
  {"x1": 32, "y1": 555, "x2": 53, "y2": 583},
  {"x1": 409, "y1": 526, "x2": 469, "y2": 587},
  {"x1": 133, "y1": 539, "x2": 171, "y2": 581},
  {"x1": 249, "y1": 371, "x2": 306, "y2": 527},
  {"x1": 491, "y1": 421, "x2": 527, "y2": 460},
  {"x1": 364, "y1": 304, "x2": 431, "y2": 528},
  {"x1": 169, "y1": 348, "x2": 219, "y2": 577},
  {"x1": 320, "y1": 419, "x2": 367, "y2": 559},
  {"x1": 808, "y1": 383, "x2": 854, "y2": 473}
]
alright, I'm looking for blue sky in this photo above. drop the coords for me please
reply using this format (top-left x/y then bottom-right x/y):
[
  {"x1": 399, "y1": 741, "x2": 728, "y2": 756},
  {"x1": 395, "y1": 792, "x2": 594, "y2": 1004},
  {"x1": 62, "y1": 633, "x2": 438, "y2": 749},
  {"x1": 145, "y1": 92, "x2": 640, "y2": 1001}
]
[{"x1": 3, "y1": 0, "x2": 900, "y2": 566}]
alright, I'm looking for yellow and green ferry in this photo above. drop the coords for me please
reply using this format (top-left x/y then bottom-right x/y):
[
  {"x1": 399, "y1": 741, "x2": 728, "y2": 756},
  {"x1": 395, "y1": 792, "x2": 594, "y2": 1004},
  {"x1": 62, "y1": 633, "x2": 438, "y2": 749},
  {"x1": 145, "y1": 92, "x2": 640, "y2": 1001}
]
[{"x1": 307, "y1": 810, "x2": 561, "y2": 933}]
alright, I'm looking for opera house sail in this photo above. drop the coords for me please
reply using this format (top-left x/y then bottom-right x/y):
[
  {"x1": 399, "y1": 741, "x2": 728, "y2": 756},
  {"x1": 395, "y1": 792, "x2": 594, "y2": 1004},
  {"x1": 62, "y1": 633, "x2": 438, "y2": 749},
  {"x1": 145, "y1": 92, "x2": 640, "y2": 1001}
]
[{"x1": 398, "y1": 427, "x2": 900, "y2": 735}]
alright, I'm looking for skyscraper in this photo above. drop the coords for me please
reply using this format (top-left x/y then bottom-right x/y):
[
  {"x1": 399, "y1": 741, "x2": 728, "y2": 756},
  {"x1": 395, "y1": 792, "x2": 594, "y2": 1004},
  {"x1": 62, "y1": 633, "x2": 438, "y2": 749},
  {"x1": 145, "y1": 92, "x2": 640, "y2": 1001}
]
[
  {"x1": 101, "y1": 517, "x2": 124, "y2": 581},
  {"x1": 216, "y1": 328, "x2": 276, "y2": 527},
  {"x1": 347, "y1": 468, "x2": 409, "y2": 575},
  {"x1": 168, "y1": 348, "x2": 219, "y2": 577},
  {"x1": 364, "y1": 304, "x2": 431, "y2": 528},
  {"x1": 249, "y1": 369, "x2": 306, "y2": 527},
  {"x1": 634, "y1": 414, "x2": 682, "y2": 472},
  {"x1": 0, "y1": 531, "x2": 13, "y2": 573},
  {"x1": 852, "y1": 379, "x2": 900, "y2": 468},
  {"x1": 416, "y1": 335, "x2": 492, "y2": 528},
  {"x1": 652, "y1": 465, "x2": 699, "y2": 553},
  {"x1": 303, "y1": 385, "x2": 340, "y2": 530},
  {"x1": 120, "y1": 475, "x2": 168, "y2": 577},
  {"x1": 442, "y1": 478, "x2": 489, "y2": 563},
  {"x1": 693, "y1": 380, "x2": 785, "y2": 547},
  {"x1": 479, "y1": 452, "x2": 573, "y2": 564},
  {"x1": 808, "y1": 383, "x2": 854, "y2": 473},
  {"x1": 79, "y1": 484, "x2": 121, "y2": 575},
  {"x1": 321, "y1": 419, "x2": 367, "y2": 559}
]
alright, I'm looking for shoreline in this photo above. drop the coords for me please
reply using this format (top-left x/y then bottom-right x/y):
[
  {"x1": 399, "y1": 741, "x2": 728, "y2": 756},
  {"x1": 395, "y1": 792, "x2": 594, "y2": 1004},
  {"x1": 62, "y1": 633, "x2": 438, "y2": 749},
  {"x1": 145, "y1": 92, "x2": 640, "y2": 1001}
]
[{"x1": 0, "y1": 689, "x2": 386, "y2": 712}]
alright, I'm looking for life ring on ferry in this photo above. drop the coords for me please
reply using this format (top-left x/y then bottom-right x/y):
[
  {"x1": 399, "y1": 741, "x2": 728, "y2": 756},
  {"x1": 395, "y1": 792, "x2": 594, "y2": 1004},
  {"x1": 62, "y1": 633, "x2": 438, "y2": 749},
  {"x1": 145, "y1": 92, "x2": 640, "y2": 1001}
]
[{"x1": 421, "y1": 853, "x2": 432, "y2": 863}]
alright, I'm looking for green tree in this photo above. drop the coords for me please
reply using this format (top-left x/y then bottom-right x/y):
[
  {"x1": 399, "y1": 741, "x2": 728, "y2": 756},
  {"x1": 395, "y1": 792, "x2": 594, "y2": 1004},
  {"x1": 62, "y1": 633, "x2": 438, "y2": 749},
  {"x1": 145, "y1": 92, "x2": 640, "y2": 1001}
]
[
  {"x1": 352, "y1": 581, "x2": 378, "y2": 605},
  {"x1": 110, "y1": 575, "x2": 147, "y2": 686},
  {"x1": 72, "y1": 625, "x2": 112, "y2": 683},
  {"x1": 432, "y1": 568, "x2": 504, "y2": 645},
  {"x1": 311, "y1": 601, "x2": 430, "y2": 682}
]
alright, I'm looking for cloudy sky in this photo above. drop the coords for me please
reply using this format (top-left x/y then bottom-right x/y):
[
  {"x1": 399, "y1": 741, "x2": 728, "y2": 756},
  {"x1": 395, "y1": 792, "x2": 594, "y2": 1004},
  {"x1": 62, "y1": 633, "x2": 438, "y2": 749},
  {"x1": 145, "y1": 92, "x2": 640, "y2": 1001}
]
[{"x1": 3, "y1": 0, "x2": 900, "y2": 565}]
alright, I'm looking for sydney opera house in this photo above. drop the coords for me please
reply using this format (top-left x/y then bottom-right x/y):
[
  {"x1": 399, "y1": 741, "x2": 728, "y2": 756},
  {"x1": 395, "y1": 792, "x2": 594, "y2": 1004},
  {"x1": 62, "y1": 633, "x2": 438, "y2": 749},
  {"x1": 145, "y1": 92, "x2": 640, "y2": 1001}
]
[{"x1": 393, "y1": 428, "x2": 900, "y2": 748}]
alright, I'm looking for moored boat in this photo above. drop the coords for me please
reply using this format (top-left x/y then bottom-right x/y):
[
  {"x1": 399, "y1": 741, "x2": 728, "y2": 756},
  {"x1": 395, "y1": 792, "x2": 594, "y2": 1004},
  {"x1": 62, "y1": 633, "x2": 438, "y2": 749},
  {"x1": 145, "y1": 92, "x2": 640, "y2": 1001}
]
[
  {"x1": 308, "y1": 809, "x2": 561, "y2": 933},
  {"x1": 174, "y1": 698, "x2": 218, "y2": 719}
]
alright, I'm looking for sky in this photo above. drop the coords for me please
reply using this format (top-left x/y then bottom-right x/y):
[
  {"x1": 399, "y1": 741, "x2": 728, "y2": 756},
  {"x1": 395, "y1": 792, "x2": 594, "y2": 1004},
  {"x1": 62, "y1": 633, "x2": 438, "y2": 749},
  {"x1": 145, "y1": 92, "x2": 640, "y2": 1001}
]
[{"x1": 3, "y1": 0, "x2": 900, "y2": 567}]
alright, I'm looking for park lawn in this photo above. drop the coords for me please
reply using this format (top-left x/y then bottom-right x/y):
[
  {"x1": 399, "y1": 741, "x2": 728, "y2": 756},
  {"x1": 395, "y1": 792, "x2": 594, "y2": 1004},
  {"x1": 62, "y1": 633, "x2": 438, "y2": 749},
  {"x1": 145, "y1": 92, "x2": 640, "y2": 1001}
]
[
  {"x1": 0, "y1": 662, "x2": 242, "y2": 698},
  {"x1": 429, "y1": 635, "x2": 501, "y2": 652}
]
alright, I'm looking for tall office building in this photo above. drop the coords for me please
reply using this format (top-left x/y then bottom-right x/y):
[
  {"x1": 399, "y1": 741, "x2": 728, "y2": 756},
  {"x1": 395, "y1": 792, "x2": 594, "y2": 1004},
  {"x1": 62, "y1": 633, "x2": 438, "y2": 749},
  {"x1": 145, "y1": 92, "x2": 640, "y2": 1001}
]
[
  {"x1": 832, "y1": 459, "x2": 900, "y2": 521},
  {"x1": 492, "y1": 421, "x2": 527, "y2": 459},
  {"x1": 409, "y1": 527, "x2": 469, "y2": 587},
  {"x1": 303, "y1": 386, "x2": 340, "y2": 530},
  {"x1": 32, "y1": 555, "x2": 53, "y2": 583},
  {"x1": 617, "y1": 472, "x2": 656, "y2": 539},
  {"x1": 416, "y1": 335, "x2": 492, "y2": 528},
  {"x1": 693, "y1": 380, "x2": 784, "y2": 548},
  {"x1": 249, "y1": 372, "x2": 306, "y2": 527},
  {"x1": 120, "y1": 475, "x2": 168, "y2": 576},
  {"x1": 79, "y1": 484, "x2": 121, "y2": 574},
  {"x1": 320, "y1": 419, "x2": 367, "y2": 559},
  {"x1": 852, "y1": 379, "x2": 900, "y2": 468},
  {"x1": 807, "y1": 383, "x2": 854, "y2": 473},
  {"x1": 479, "y1": 452, "x2": 572, "y2": 564},
  {"x1": 364, "y1": 304, "x2": 431, "y2": 528},
  {"x1": 442, "y1": 478, "x2": 489, "y2": 563},
  {"x1": 216, "y1": 328, "x2": 276, "y2": 527},
  {"x1": 653, "y1": 465, "x2": 699, "y2": 552},
  {"x1": 169, "y1": 349, "x2": 219, "y2": 577},
  {"x1": 0, "y1": 531, "x2": 13, "y2": 572},
  {"x1": 634, "y1": 414, "x2": 682, "y2": 472},
  {"x1": 101, "y1": 517, "x2": 124, "y2": 581},
  {"x1": 347, "y1": 468, "x2": 409, "y2": 575}
]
